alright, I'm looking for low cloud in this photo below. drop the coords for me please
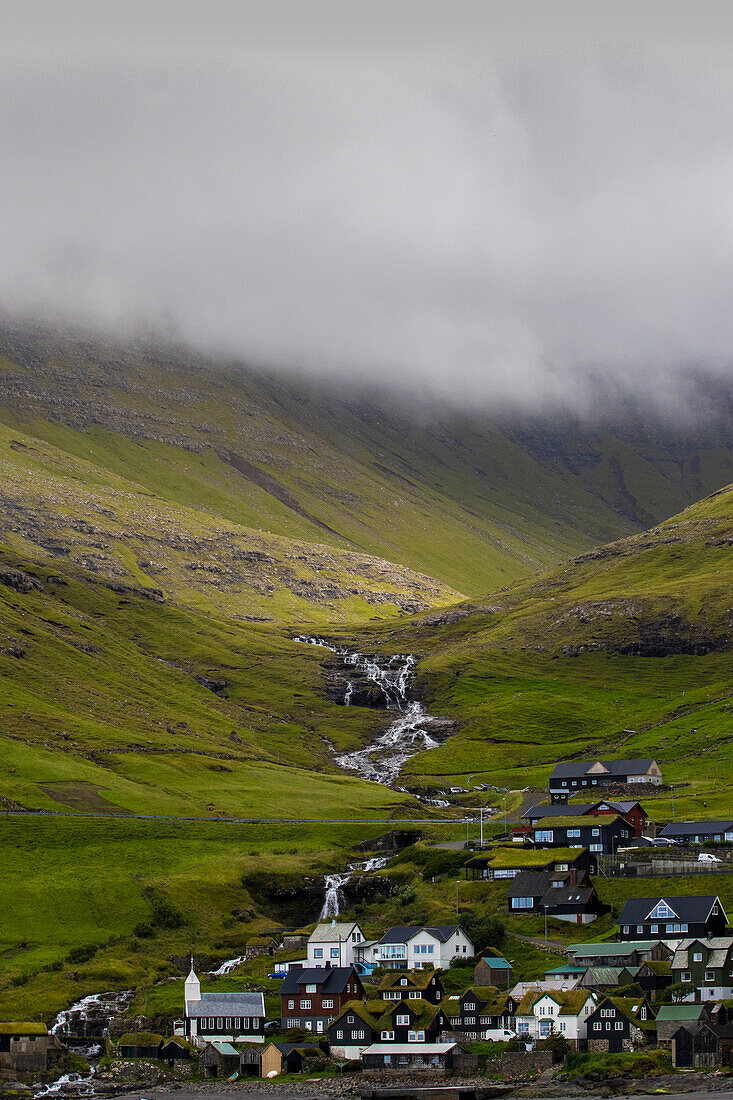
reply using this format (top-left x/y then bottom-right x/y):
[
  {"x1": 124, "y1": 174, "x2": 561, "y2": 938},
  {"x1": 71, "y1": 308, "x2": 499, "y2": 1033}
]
[{"x1": 2, "y1": 7, "x2": 733, "y2": 413}]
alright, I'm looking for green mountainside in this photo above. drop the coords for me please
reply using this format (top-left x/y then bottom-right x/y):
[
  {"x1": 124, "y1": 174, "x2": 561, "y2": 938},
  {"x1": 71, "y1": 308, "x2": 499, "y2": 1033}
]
[
  {"x1": 0, "y1": 325, "x2": 731, "y2": 1022},
  {"x1": 356, "y1": 484, "x2": 733, "y2": 818}
]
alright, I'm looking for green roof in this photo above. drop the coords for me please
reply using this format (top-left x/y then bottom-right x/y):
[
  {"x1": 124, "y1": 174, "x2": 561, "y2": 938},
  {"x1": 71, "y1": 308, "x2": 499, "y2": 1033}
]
[
  {"x1": 0, "y1": 1023, "x2": 47, "y2": 1035},
  {"x1": 533, "y1": 815, "x2": 621, "y2": 829},
  {"x1": 118, "y1": 1032, "x2": 162, "y2": 1046},
  {"x1": 545, "y1": 963, "x2": 586, "y2": 975},
  {"x1": 379, "y1": 970, "x2": 437, "y2": 991},
  {"x1": 657, "y1": 1004, "x2": 708, "y2": 1021},
  {"x1": 486, "y1": 846, "x2": 587, "y2": 869},
  {"x1": 570, "y1": 941, "x2": 662, "y2": 957},
  {"x1": 607, "y1": 997, "x2": 657, "y2": 1033}
]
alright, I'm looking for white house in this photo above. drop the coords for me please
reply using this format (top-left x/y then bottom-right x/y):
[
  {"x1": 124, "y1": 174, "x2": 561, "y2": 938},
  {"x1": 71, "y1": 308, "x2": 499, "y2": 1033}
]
[
  {"x1": 182, "y1": 965, "x2": 265, "y2": 1047},
  {"x1": 514, "y1": 989, "x2": 597, "y2": 1047},
  {"x1": 362, "y1": 925, "x2": 474, "y2": 971},
  {"x1": 307, "y1": 921, "x2": 365, "y2": 968}
]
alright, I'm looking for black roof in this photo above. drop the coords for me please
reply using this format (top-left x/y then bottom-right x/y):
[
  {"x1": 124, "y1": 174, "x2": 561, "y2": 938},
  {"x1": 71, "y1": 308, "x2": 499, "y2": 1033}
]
[
  {"x1": 618, "y1": 895, "x2": 726, "y2": 925},
  {"x1": 279, "y1": 966, "x2": 358, "y2": 995},
  {"x1": 550, "y1": 759, "x2": 657, "y2": 780},
  {"x1": 273, "y1": 1042, "x2": 323, "y2": 1055},
  {"x1": 523, "y1": 803, "x2": 597, "y2": 819},
  {"x1": 379, "y1": 925, "x2": 461, "y2": 944},
  {"x1": 506, "y1": 871, "x2": 596, "y2": 908},
  {"x1": 660, "y1": 820, "x2": 733, "y2": 838}
]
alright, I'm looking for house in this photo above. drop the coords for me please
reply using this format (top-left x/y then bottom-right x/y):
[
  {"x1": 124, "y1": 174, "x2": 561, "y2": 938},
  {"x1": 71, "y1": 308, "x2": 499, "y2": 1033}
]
[
  {"x1": 519, "y1": 800, "x2": 648, "y2": 839},
  {"x1": 283, "y1": 932, "x2": 310, "y2": 952},
  {"x1": 307, "y1": 921, "x2": 366, "y2": 968},
  {"x1": 465, "y1": 846, "x2": 596, "y2": 881},
  {"x1": 260, "y1": 1042, "x2": 327, "y2": 1077},
  {"x1": 586, "y1": 997, "x2": 656, "y2": 1052},
  {"x1": 569, "y1": 940, "x2": 672, "y2": 968},
  {"x1": 0, "y1": 1024, "x2": 58, "y2": 1075},
  {"x1": 671, "y1": 938, "x2": 733, "y2": 1000},
  {"x1": 544, "y1": 962, "x2": 588, "y2": 987},
  {"x1": 578, "y1": 967, "x2": 636, "y2": 993},
  {"x1": 660, "y1": 820, "x2": 733, "y2": 845},
  {"x1": 378, "y1": 970, "x2": 444, "y2": 1004},
  {"x1": 160, "y1": 1037, "x2": 193, "y2": 1065},
  {"x1": 506, "y1": 869, "x2": 601, "y2": 924},
  {"x1": 443, "y1": 988, "x2": 518, "y2": 1039},
  {"x1": 671, "y1": 1023, "x2": 733, "y2": 1068},
  {"x1": 361, "y1": 1041, "x2": 466, "y2": 1074},
  {"x1": 279, "y1": 964, "x2": 364, "y2": 1033},
  {"x1": 520, "y1": 814, "x2": 632, "y2": 855},
  {"x1": 549, "y1": 759, "x2": 662, "y2": 802},
  {"x1": 630, "y1": 960, "x2": 673, "y2": 999},
  {"x1": 328, "y1": 998, "x2": 448, "y2": 1059},
  {"x1": 514, "y1": 989, "x2": 597, "y2": 1047},
  {"x1": 359, "y1": 925, "x2": 473, "y2": 970},
  {"x1": 200, "y1": 1041, "x2": 241, "y2": 1078},
  {"x1": 184, "y1": 966, "x2": 265, "y2": 1046},
  {"x1": 117, "y1": 1032, "x2": 163, "y2": 1059},
  {"x1": 618, "y1": 896, "x2": 728, "y2": 941},
  {"x1": 656, "y1": 1003, "x2": 715, "y2": 1042},
  {"x1": 474, "y1": 953, "x2": 514, "y2": 988}
]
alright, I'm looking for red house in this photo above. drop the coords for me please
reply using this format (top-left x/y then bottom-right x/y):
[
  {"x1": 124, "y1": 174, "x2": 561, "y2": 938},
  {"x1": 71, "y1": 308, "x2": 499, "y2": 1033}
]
[{"x1": 280, "y1": 964, "x2": 365, "y2": 1034}]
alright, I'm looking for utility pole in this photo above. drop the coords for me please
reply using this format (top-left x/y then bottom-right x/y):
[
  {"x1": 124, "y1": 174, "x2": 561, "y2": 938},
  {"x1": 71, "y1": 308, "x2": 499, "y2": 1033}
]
[
  {"x1": 504, "y1": 794, "x2": 509, "y2": 837},
  {"x1": 671, "y1": 784, "x2": 675, "y2": 820},
  {"x1": 544, "y1": 905, "x2": 548, "y2": 945},
  {"x1": 480, "y1": 807, "x2": 484, "y2": 848},
  {"x1": 456, "y1": 880, "x2": 460, "y2": 917}
]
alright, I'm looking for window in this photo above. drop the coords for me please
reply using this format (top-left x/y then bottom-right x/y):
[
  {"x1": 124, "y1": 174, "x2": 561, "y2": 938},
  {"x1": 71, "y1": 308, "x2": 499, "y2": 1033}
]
[
  {"x1": 381, "y1": 1030, "x2": 394, "y2": 1040},
  {"x1": 408, "y1": 1031, "x2": 418, "y2": 1042},
  {"x1": 592, "y1": 828, "x2": 600, "y2": 837},
  {"x1": 705, "y1": 971, "x2": 716, "y2": 982},
  {"x1": 590, "y1": 844, "x2": 603, "y2": 852},
  {"x1": 300, "y1": 1000, "x2": 311, "y2": 1010},
  {"x1": 640, "y1": 1007, "x2": 647, "y2": 1020},
  {"x1": 330, "y1": 949, "x2": 339, "y2": 958},
  {"x1": 408, "y1": 991, "x2": 420, "y2": 999},
  {"x1": 305, "y1": 984, "x2": 317, "y2": 993},
  {"x1": 637, "y1": 925, "x2": 644, "y2": 934},
  {"x1": 234, "y1": 1018, "x2": 240, "y2": 1029},
  {"x1": 535, "y1": 830, "x2": 554, "y2": 843},
  {"x1": 650, "y1": 925, "x2": 658, "y2": 934},
  {"x1": 512, "y1": 897, "x2": 534, "y2": 909},
  {"x1": 400, "y1": 978, "x2": 408, "y2": 985},
  {"x1": 623, "y1": 926, "x2": 630, "y2": 934},
  {"x1": 322, "y1": 999, "x2": 334, "y2": 1009},
  {"x1": 464, "y1": 1002, "x2": 476, "y2": 1010},
  {"x1": 693, "y1": 952, "x2": 703, "y2": 962},
  {"x1": 225, "y1": 1018, "x2": 231, "y2": 1028},
  {"x1": 682, "y1": 971, "x2": 691, "y2": 982},
  {"x1": 593, "y1": 1022, "x2": 601, "y2": 1031},
  {"x1": 336, "y1": 1030, "x2": 343, "y2": 1039},
  {"x1": 615, "y1": 1022, "x2": 623, "y2": 1031},
  {"x1": 217, "y1": 1017, "x2": 223, "y2": 1028},
  {"x1": 567, "y1": 829, "x2": 580, "y2": 838},
  {"x1": 559, "y1": 1022, "x2": 566, "y2": 1032},
  {"x1": 355, "y1": 1030, "x2": 365, "y2": 1040},
  {"x1": 601, "y1": 1009, "x2": 613, "y2": 1017},
  {"x1": 287, "y1": 1000, "x2": 295, "y2": 1010},
  {"x1": 649, "y1": 901, "x2": 677, "y2": 920},
  {"x1": 396, "y1": 1015, "x2": 410, "y2": 1026},
  {"x1": 347, "y1": 1016, "x2": 354, "y2": 1023},
  {"x1": 314, "y1": 948, "x2": 323, "y2": 958},
  {"x1": 465, "y1": 1016, "x2": 475, "y2": 1024}
]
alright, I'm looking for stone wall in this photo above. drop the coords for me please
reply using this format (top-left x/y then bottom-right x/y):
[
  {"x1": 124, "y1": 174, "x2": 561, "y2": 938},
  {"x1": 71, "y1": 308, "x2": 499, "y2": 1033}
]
[{"x1": 494, "y1": 1051, "x2": 553, "y2": 1077}]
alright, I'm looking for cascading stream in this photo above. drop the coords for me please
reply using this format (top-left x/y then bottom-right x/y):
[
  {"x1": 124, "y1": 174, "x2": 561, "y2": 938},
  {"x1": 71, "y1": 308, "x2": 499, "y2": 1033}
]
[
  {"x1": 295, "y1": 636, "x2": 444, "y2": 786},
  {"x1": 319, "y1": 857, "x2": 389, "y2": 918}
]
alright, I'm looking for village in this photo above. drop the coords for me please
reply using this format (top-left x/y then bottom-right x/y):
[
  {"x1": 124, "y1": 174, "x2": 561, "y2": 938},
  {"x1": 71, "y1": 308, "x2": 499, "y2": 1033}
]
[{"x1": 3, "y1": 757, "x2": 733, "y2": 1096}]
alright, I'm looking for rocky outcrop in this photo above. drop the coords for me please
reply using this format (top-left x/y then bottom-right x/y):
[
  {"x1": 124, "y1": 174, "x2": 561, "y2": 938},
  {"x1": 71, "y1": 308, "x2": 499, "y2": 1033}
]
[{"x1": 0, "y1": 566, "x2": 43, "y2": 593}]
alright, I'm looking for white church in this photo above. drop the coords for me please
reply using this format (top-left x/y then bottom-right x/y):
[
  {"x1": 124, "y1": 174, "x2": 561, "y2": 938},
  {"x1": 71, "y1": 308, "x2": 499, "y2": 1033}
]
[{"x1": 178, "y1": 962, "x2": 266, "y2": 1047}]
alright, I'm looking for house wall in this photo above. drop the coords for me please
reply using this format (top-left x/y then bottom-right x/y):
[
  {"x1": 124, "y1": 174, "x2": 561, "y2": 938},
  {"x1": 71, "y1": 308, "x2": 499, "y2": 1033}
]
[{"x1": 260, "y1": 1046, "x2": 283, "y2": 1077}]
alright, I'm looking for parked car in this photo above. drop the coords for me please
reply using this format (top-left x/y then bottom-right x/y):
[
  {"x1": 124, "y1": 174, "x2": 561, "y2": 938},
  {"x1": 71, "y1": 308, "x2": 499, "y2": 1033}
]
[
  {"x1": 267, "y1": 971, "x2": 288, "y2": 979},
  {"x1": 482, "y1": 1028, "x2": 516, "y2": 1041},
  {"x1": 698, "y1": 852, "x2": 722, "y2": 864}
]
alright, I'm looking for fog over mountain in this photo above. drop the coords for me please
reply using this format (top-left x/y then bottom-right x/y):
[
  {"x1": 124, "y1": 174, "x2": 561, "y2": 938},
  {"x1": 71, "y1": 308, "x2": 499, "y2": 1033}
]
[{"x1": 3, "y1": 2, "x2": 733, "y2": 414}]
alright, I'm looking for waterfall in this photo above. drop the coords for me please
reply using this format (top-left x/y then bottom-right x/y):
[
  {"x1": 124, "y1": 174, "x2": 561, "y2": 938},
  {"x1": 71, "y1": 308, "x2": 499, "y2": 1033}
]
[
  {"x1": 295, "y1": 636, "x2": 446, "y2": 786},
  {"x1": 209, "y1": 955, "x2": 247, "y2": 976},
  {"x1": 319, "y1": 856, "x2": 389, "y2": 919},
  {"x1": 50, "y1": 990, "x2": 133, "y2": 1038}
]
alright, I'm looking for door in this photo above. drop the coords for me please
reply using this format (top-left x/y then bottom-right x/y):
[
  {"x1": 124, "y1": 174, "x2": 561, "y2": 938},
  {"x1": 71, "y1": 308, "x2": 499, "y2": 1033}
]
[{"x1": 609, "y1": 1033, "x2": 623, "y2": 1053}]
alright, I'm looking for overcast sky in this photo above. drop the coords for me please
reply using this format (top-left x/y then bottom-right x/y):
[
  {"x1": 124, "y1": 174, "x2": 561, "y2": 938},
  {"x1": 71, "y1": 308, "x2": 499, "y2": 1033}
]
[{"x1": 2, "y1": 1, "x2": 733, "y2": 412}]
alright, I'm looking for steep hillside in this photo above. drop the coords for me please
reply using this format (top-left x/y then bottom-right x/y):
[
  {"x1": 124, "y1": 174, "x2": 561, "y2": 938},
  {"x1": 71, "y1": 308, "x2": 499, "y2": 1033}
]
[
  {"x1": 1, "y1": 326, "x2": 731, "y2": 606},
  {"x1": 352, "y1": 484, "x2": 733, "y2": 817}
]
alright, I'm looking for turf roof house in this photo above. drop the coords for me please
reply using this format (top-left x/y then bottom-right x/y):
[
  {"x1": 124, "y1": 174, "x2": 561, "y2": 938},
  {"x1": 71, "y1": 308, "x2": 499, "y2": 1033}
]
[
  {"x1": 184, "y1": 966, "x2": 265, "y2": 1046},
  {"x1": 378, "y1": 970, "x2": 444, "y2": 1003},
  {"x1": 585, "y1": 996, "x2": 656, "y2": 1053},
  {"x1": 519, "y1": 799, "x2": 648, "y2": 839},
  {"x1": 521, "y1": 813, "x2": 632, "y2": 855},
  {"x1": 328, "y1": 997, "x2": 448, "y2": 1060},
  {"x1": 280, "y1": 965, "x2": 364, "y2": 1033},
  {"x1": 549, "y1": 759, "x2": 662, "y2": 803},
  {"x1": 307, "y1": 921, "x2": 366, "y2": 968},
  {"x1": 506, "y1": 869, "x2": 601, "y2": 924},
  {"x1": 357, "y1": 925, "x2": 473, "y2": 970},
  {"x1": 514, "y1": 989, "x2": 597, "y2": 1047},
  {"x1": 0, "y1": 1024, "x2": 59, "y2": 1074},
  {"x1": 464, "y1": 846, "x2": 596, "y2": 881},
  {"x1": 672, "y1": 938, "x2": 733, "y2": 1001},
  {"x1": 618, "y1": 896, "x2": 728, "y2": 941},
  {"x1": 660, "y1": 820, "x2": 733, "y2": 845},
  {"x1": 656, "y1": 1002, "x2": 728, "y2": 1042},
  {"x1": 443, "y1": 988, "x2": 518, "y2": 1040},
  {"x1": 569, "y1": 940, "x2": 672, "y2": 968}
]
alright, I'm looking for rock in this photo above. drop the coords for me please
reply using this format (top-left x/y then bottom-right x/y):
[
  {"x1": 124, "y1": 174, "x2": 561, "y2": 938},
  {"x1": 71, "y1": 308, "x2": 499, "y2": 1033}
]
[
  {"x1": 194, "y1": 674, "x2": 228, "y2": 695},
  {"x1": 0, "y1": 567, "x2": 43, "y2": 594}
]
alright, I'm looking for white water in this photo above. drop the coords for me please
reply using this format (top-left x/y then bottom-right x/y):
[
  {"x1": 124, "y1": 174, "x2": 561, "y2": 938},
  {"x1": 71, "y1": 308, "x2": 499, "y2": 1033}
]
[
  {"x1": 209, "y1": 955, "x2": 247, "y2": 976},
  {"x1": 295, "y1": 636, "x2": 444, "y2": 785},
  {"x1": 50, "y1": 990, "x2": 134, "y2": 1038},
  {"x1": 34, "y1": 1070, "x2": 96, "y2": 1098},
  {"x1": 319, "y1": 856, "x2": 389, "y2": 918}
]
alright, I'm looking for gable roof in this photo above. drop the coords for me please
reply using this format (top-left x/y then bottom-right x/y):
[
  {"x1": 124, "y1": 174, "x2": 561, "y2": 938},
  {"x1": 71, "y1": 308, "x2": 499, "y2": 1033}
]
[
  {"x1": 0, "y1": 1023, "x2": 47, "y2": 1035},
  {"x1": 531, "y1": 815, "x2": 622, "y2": 829},
  {"x1": 516, "y1": 988, "x2": 594, "y2": 1016},
  {"x1": 660, "y1": 820, "x2": 733, "y2": 838},
  {"x1": 279, "y1": 966, "x2": 359, "y2": 995},
  {"x1": 186, "y1": 992, "x2": 265, "y2": 1017},
  {"x1": 478, "y1": 846, "x2": 589, "y2": 870},
  {"x1": 308, "y1": 922, "x2": 362, "y2": 943},
  {"x1": 379, "y1": 925, "x2": 462, "y2": 945},
  {"x1": 551, "y1": 759, "x2": 657, "y2": 780},
  {"x1": 618, "y1": 895, "x2": 727, "y2": 926},
  {"x1": 657, "y1": 1004, "x2": 710, "y2": 1021},
  {"x1": 671, "y1": 938, "x2": 733, "y2": 970},
  {"x1": 379, "y1": 970, "x2": 441, "y2": 991},
  {"x1": 570, "y1": 940, "x2": 668, "y2": 958},
  {"x1": 329, "y1": 998, "x2": 386, "y2": 1031},
  {"x1": 523, "y1": 803, "x2": 597, "y2": 819}
]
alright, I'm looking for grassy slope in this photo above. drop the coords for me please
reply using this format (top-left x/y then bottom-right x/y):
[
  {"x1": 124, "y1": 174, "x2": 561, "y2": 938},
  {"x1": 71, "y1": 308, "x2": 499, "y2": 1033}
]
[
  {"x1": 1, "y1": 330, "x2": 731, "y2": 604},
  {"x1": 352, "y1": 485, "x2": 733, "y2": 818}
]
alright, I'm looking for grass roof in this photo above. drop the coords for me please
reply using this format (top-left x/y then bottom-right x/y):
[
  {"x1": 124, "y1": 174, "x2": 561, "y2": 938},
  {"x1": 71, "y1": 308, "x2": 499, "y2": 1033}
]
[
  {"x1": 533, "y1": 815, "x2": 621, "y2": 828},
  {"x1": 117, "y1": 1032, "x2": 163, "y2": 1046},
  {"x1": 0, "y1": 1023, "x2": 47, "y2": 1035},
  {"x1": 486, "y1": 846, "x2": 587, "y2": 868},
  {"x1": 379, "y1": 970, "x2": 437, "y2": 991}
]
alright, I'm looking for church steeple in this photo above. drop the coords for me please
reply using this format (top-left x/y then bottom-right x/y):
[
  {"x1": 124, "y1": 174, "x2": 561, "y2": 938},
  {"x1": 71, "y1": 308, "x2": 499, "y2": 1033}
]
[{"x1": 185, "y1": 956, "x2": 200, "y2": 1004}]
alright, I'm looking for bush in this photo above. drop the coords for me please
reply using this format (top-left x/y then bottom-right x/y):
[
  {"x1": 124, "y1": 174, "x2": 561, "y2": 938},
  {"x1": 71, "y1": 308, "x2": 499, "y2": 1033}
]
[
  {"x1": 133, "y1": 921, "x2": 155, "y2": 938},
  {"x1": 141, "y1": 887, "x2": 185, "y2": 930},
  {"x1": 564, "y1": 1050, "x2": 673, "y2": 1082},
  {"x1": 459, "y1": 913, "x2": 505, "y2": 953},
  {"x1": 66, "y1": 944, "x2": 98, "y2": 964},
  {"x1": 395, "y1": 884, "x2": 416, "y2": 906}
]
